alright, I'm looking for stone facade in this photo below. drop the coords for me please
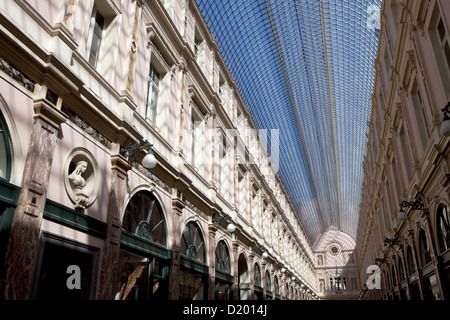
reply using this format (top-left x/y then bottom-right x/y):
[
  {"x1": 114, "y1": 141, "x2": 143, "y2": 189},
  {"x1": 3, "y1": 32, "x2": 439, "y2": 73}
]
[
  {"x1": 357, "y1": 0, "x2": 450, "y2": 300},
  {"x1": 0, "y1": 0, "x2": 320, "y2": 300}
]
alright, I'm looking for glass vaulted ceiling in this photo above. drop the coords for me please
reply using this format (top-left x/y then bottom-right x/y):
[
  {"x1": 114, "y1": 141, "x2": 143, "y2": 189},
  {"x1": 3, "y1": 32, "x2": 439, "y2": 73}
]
[{"x1": 196, "y1": 0, "x2": 381, "y2": 244}]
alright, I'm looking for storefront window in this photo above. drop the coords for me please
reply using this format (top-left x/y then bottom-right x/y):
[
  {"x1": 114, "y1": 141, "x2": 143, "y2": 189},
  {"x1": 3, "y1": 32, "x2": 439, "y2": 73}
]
[
  {"x1": 437, "y1": 204, "x2": 450, "y2": 253},
  {"x1": 33, "y1": 233, "x2": 98, "y2": 300},
  {"x1": 179, "y1": 222, "x2": 207, "y2": 300},
  {"x1": 418, "y1": 229, "x2": 432, "y2": 267},
  {"x1": 215, "y1": 240, "x2": 232, "y2": 300},
  {"x1": 117, "y1": 190, "x2": 169, "y2": 300}
]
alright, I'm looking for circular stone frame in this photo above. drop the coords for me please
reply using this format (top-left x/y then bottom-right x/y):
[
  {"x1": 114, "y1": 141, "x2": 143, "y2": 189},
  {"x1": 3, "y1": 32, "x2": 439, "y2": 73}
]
[
  {"x1": 63, "y1": 147, "x2": 100, "y2": 210},
  {"x1": 329, "y1": 245, "x2": 340, "y2": 256}
]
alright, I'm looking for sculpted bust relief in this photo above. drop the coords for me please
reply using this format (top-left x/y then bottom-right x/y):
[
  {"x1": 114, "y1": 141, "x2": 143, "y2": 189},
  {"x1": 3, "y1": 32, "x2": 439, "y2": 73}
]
[
  {"x1": 64, "y1": 148, "x2": 99, "y2": 211},
  {"x1": 68, "y1": 160, "x2": 88, "y2": 190}
]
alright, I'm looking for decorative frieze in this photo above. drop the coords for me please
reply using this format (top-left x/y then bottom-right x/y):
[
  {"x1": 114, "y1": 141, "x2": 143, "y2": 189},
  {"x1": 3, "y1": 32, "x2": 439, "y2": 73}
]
[{"x1": 0, "y1": 57, "x2": 36, "y2": 92}]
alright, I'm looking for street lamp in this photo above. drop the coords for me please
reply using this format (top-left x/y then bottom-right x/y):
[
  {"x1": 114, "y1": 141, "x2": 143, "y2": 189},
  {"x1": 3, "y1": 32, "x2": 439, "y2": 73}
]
[
  {"x1": 120, "y1": 140, "x2": 157, "y2": 169},
  {"x1": 440, "y1": 101, "x2": 450, "y2": 136}
]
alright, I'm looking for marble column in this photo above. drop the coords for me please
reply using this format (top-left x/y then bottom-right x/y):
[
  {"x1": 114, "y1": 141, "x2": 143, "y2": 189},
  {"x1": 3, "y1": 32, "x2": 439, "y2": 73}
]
[
  {"x1": 232, "y1": 241, "x2": 239, "y2": 300},
  {"x1": 208, "y1": 224, "x2": 217, "y2": 300},
  {"x1": 168, "y1": 193, "x2": 185, "y2": 300},
  {"x1": 0, "y1": 96, "x2": 66, "y2": 299},
  {"x1": 96, "y1": 152, "x2": 130, "y2": 300}
]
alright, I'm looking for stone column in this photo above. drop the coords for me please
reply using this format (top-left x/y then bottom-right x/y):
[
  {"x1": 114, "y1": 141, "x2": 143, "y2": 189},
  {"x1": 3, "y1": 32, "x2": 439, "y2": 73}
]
[
  {"x1": 248, "y1": 253, "x2": 255, "y2": 300},
  {"x1": 208, "y1": 224, "x2": 217, "y2": 300},
  {"x1": 406, "y1": 229, "x2": 425, "y2": 299},
  {"x1": 232, "y1": 241, "x2": 239, "y2": 300},
  {"x1": 0, "y1": 96, "x2": 66, "y2": 300},
  {"x1": 96, "y1": 151, "x2": 130, "y2": 300},
  {"x1": 168, "y1": 192, "x2": 185, "y2": 300},
  {"x1": 421, "y1": 210, "x2": 446, "y2": 299},
  {"x1": 261, "y1": 261, "x2": 266, "y2": 299}
]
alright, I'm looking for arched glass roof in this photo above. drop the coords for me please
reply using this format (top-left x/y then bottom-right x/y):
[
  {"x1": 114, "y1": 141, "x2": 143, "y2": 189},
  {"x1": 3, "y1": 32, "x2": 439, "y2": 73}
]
[{"x1": 196, "y1": 0, "x2": 381, "y2": 243}]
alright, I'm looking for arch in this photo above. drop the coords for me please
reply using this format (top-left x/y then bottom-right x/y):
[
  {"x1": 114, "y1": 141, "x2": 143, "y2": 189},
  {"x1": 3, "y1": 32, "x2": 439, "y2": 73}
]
[
  {"x1": 274, "y1": 275, "x2": 280, "y2": 299},
  {"x1": 122, "y1": 189, "x2": 167, "y2": 246},
  {"x1": 398, "y1": 256, "x2": 405, "y2": 283},
  {"x1": 215, "y1": 239, "x2": 232, "y2": 300},
  {"x1": 116, "y1": 189, "x2": 170, "y2": 300},
  {"x1": 237, "y1": 253, "x2": 250, "y2": 300},
  {"x1": 0, "y1": 94, "x2": 24, "y2": 185},
  {"x1": 253, "y1": 262, "x2": 261, "y2": 287},
  {"x1": 436, "y1": 203, "x2": 450, "y2": 254},
  {"x1": 406, "y1": 245, "x2": 416, "y2": 277},
  {"x1": 418, "y1": 228, "x2": 432, "y2": 268},
  {"x1": 215, "y1": 240, "x2": 231, "y2": 274},
  {"x1": 180, "y1": 221, "x2": 206, "y2": 263}
]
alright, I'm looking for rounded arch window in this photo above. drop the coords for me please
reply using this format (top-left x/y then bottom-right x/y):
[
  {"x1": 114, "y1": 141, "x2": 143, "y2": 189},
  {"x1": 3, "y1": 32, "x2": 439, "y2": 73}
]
[
  {"x1": 122, "y1": 190, "x2": 166, "y2": 246},
  {"x1": 406, "y1": 245, "x2": 416, "y2": 276},
  {"x1": 265, "y1": 270, "x2": 271, "y2": 291},
  {"x1": 0, "y1": 113, "x2": 11, "y2": 180},
  {"x1": 254, "y1": 263, "x2": 261, "y2": 287},
  {"x1": 274, "y1": 276, "x2": 279, "y2": 295},
  {"x1": 215, "y1": 240, "x2": 231, "y2": 274},
  {"x1": 418, "y1": 228, "x2": 432, "y2": 267},
  {"x1": 181, "y1": 222, "x2": 206, "y2": 263},
  {"x1": 437, "y1": 203, "x2": 450, "y2": 253},
  {"x1": 398, "y1": 256, "x2": 405, "y2": 282}
]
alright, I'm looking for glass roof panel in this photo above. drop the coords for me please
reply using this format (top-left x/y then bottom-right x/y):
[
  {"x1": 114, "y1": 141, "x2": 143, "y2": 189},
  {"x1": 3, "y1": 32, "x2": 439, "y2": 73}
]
[{"x1": 196, "y1": 0, "x2": 381, "y2": 243}]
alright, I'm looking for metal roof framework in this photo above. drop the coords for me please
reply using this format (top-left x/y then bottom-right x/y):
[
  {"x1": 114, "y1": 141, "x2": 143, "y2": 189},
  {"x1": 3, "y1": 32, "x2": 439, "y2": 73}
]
[{"x1": 196, "y1": 0, "x2": 381, "y2": 244}]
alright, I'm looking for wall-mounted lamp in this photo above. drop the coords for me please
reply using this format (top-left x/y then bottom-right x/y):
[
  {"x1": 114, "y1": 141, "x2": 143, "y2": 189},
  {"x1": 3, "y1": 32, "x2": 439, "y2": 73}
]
[
  {"x1": 281, "y1": 267, "x2": 286, "y2": 273},
  {"x1": 440, "y1": 101, "x2": 450, "y2": 136},
  {"x1": 252, "y1": 244, "x2": 269, "y2": 259},
  {"x1": 382, "y1": 236, "x2": 400, "y2": 252},
  {"x1": 212, "y1": 213, "x2": 236, "y2": 233},
  {"x1": 375, "y1": 257, "x2": 387, "y2": 265},
  {"x1": 291, "y1": 276, "x2": 296, "y2": 281},
  {"x1": 120, "y1": 140, "x2": 157, "y2": 169},
  {"x1": 398, "y1": 197, "x2": 424, "y2": 221}
]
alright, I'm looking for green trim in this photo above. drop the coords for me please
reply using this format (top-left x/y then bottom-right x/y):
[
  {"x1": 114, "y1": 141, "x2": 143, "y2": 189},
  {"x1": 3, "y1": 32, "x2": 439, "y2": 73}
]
[
  {"x1": 180, "y1": 254, "x2": 209, "y2": 274},
  {"x1": 43, "y1": 199, "x2": 106, "y2": 238},
  {"x1": 120, "y1": 229, "x2": 170, "y2": 260},
  {"x1": 0, "y1": 178, "x2": 19, "y2": 205},
  {"x1": 0, "y1": 113, "x2": 12, "y2": 181},
  {"x1": 215, "y1": 269, "x2": 233, "y2": 283}
]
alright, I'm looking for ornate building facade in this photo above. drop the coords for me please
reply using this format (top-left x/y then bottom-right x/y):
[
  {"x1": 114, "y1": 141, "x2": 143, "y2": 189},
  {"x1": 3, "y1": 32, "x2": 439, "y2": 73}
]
[
  {"x1": 0, "y1": 0, "x2": 321, "y2": 300},
  {"x1": 357, "y1": 0, "x2": 450, "y2": 300}
]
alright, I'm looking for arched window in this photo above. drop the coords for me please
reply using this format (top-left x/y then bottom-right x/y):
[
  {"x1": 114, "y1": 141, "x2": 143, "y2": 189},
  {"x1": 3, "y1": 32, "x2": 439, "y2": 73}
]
[
  {"x1": 254, "y1": 263, "x2": 261, "y2": 287},
  {"x1": 215, "y1": 240, "x2": 231, "y2": 274},
  {"x1": 418, "y1": 228, "x2": 432, "y2": 267},
  {"x1": 122, "y1": 191, "x2": 166, "y2": 246},
  {"x1": 0, "y1": 113, "x2": 11, "y2": 181},
  {"x1": 265, "y1": 270, "x2": 271, "y2": 293},
  {"x1": 253, "y1": 263, "x2": 263, "y2": 300},
  {"x1": 181, "y1": 222, "x2": 206, "y2": 263},
  {"x1": 274, "y1": 276, "x2": 280, "y2": 300},
  {"x1": 406, "y1": 245, "x2": 416, "y2": 276},
  {"x1": 117, "y1": 190, "x2": 169, "y2": 300},
  {"x1": 285, "y1": 283, "x2": 289, "y2": 300},
  {"x1": 398, "y1": 256, "x2": 405, "y2": 282},
  {"x1": 215, "y1": 240, "x2": 232, "y2": 300},
  {"x1": 437, "y1": 203, "x2": 450, "y2": 253},
  {"x1": 391, "y1": 264, "x2": 397, "y2": 286},
  {"x1": 179, "y1": 222, "x2": 207, "y2": 300}
]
